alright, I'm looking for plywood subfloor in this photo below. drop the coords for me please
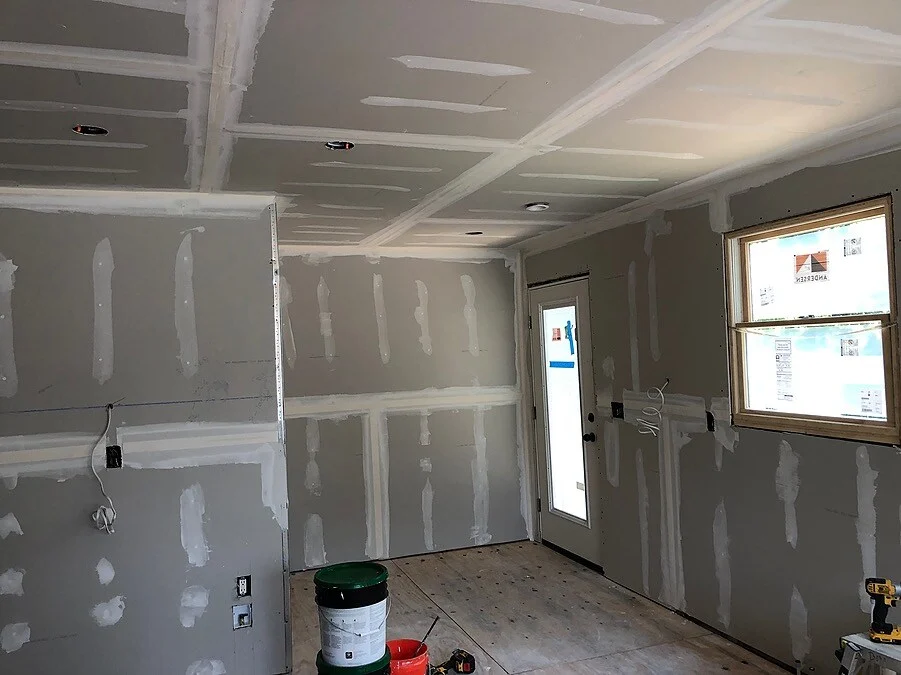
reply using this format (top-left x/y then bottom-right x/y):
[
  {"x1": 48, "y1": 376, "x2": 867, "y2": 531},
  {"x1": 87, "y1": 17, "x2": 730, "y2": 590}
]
[{"x1": 291, "y1": 542, "x2": 786, "y2": 674}]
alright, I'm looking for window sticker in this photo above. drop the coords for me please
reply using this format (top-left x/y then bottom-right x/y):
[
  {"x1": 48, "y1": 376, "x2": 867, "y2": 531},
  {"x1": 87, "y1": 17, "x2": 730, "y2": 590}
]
[
  {"x1": 760, "y1": 285, "x2": 774, "y2": 307},
  {"x1": 841, "y1": 338, "x2": 859, "y2": 357},
  {"x1": 775, "y1": 338, "x2": 793, "y2": 401},
  {"x1": 861, "y1": 388, "x2": 883, "y2": 416},
  {"x1": 844, "y1": 237, "x2": 862, "y2": 257},
  {"x1": 794, "y1": 251, "x2": 829, "y2": 284}
]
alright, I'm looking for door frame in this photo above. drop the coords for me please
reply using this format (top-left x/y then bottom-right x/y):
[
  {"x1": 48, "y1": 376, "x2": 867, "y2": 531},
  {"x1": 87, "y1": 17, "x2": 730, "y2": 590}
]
[{"x1": 527, "y1": 275, "x2": 601, "y2": 564}]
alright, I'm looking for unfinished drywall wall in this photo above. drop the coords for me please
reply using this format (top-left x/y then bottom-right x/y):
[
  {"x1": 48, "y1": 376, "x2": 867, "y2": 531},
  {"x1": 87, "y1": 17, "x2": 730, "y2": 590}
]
[
  {"x1": 0, "y1": 204, "x2": 289, "y2": 675},
  {"x1": 525, "y1": 146, "x2": 901, "y2": 674},
  {"x1": 281, "y1": 252, "x2": 527, "y2": 571}
]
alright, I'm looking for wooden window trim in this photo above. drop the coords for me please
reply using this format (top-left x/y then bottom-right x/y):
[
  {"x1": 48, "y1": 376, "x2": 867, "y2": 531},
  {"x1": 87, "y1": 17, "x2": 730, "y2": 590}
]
[{"x1": 725, "y1": 195, "x2": 900, "y2": 445}]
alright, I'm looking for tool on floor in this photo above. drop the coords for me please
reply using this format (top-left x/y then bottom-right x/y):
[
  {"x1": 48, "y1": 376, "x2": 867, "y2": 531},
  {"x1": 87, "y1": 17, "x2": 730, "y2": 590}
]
[
  {"x1": 415, "y1": 616, "x2": 440, "y2": 656},
  {"x1": 430, "y1": 649, "x2": 476, "y2": 674},
  {"x1": 866, "y1": 578, "x2": 901, "y2": 643}
]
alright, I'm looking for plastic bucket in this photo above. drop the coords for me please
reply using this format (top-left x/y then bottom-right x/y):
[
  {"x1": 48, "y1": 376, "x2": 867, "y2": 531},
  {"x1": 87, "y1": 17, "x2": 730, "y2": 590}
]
[
  {"x1": 317, "y1": 649, "x2": 391, "y2": 674},
  {"x1": 315, "y1": 562, "x2": 389, "y2": 668},
  {"x1": 387, "y1": 639, "x2": 429, "y2": 675}
]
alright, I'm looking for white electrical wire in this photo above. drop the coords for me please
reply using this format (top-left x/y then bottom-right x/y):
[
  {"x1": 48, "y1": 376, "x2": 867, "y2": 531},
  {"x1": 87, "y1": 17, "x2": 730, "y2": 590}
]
[
  {"x1": 637, "y1": 379, "x2": 669, "y2": 438},
  {"x1": 90, "y1": 403, "x2": 118, "y2": 534}
]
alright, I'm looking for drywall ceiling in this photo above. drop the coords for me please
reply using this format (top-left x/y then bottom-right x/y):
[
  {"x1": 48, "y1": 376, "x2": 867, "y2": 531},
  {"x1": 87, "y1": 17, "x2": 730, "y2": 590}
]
[{"x1": 2, "y1": 0, "x2": 901, "y2": 249}]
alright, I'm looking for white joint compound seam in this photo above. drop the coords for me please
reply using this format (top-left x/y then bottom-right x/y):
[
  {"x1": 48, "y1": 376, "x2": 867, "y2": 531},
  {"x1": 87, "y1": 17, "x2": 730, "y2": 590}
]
[
  {"x1": 0, "y1": 254, "x2": 17, "y2": 397},
  {"x1": 283, "y1": 386, "x2": 520, "y2": 418},
  {"x1": 92, "y1": 238, "x2": 115, "y2": 384},
  {"x1": 0, "y1": 423, "x2": 287, "y2": 530},
  {"x1": 175, "y1": 232, "x2": 199, "y2": 378},
  {"x1": 856, "y1": 445, "x2": 878, "y2": 614},
  {"x1": 180, "y1": 483, "x2": 210, "y2": 568}
]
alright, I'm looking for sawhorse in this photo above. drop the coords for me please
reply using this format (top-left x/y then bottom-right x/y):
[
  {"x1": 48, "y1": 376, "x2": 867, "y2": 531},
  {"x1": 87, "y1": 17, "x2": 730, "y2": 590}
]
[{"x1": 838, "y1": 633, "x2": 901, "y2": 674}]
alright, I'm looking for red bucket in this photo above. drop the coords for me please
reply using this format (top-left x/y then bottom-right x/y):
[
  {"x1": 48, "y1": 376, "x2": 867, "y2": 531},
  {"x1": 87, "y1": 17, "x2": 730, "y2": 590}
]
[{"x1": 387, "y1": 639, "x2": 429, "y2": 675}]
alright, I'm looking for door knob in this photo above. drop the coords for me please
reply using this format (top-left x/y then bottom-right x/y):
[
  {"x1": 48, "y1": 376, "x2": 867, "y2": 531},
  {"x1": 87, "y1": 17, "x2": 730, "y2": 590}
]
[{"x1": 582, "y1": 432, "x2": 596, "y2": 443}]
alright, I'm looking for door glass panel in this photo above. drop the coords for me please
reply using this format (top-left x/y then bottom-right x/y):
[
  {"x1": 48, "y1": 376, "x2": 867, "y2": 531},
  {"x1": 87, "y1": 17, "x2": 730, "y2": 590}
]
[{"x1": 542, "y1": 304, "x2": 587, "y2": 521}]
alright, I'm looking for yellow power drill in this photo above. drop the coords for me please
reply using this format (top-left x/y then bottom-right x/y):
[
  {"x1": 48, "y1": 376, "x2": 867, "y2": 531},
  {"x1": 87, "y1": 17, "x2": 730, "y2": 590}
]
[{"x1": 866, "y1": 578, "x2": 901, "y2": 643}]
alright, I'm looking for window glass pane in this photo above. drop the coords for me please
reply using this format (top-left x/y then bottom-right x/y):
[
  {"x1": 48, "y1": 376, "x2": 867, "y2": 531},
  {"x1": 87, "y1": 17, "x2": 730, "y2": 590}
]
[
  {"x1": 744, "y1": 321, "x2": 887, "y2": 421},
  {"x1": 748, "y1": 215, "x2": 889, "y2": 321},
  {"x1": 542, "y1": 304, "x2": 587, "y2": 521}
]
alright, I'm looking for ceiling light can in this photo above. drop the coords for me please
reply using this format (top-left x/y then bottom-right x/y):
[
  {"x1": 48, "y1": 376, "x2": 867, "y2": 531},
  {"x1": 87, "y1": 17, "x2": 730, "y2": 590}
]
[
  {"x1": 524, "y1": 202, "x2": 550, "y2": 212},
  {"x1": 465, "y1": 231, "x2": 484, "y2": 236},
  {"x1": 72, "y1": 124, "x2": 109, "y2": 136},
  {"x1": 325, "y1": 140, "x2": 355, "y2": 151}
]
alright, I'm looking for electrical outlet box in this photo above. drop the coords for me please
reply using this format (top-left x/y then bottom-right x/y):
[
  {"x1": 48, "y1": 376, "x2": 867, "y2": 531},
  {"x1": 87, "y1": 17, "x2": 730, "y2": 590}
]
[
  {"x1": 106, "y1": 445, "x2": 122, "y2": 469},
  {"x1": 611, "y1": 402, "x2": 625, "y2": 420},
  {"x1": 237, "y1": 575, "x2": 251, "y2": 597},
  {"x1": 706, "y1": 411, "x2": 716, "y2": 433},
  {"x1": 233, "y1": 604, "x2": 252, "y2": 630}
]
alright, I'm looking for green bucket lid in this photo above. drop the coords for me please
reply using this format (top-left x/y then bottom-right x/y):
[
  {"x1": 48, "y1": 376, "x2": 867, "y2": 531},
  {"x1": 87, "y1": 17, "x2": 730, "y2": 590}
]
[
  {"x1": 314, "y1": 562, "x2": 389, "y2": 590},
  {"x1": 316, "y1": 649, "x2": 390, "y2": 674}
]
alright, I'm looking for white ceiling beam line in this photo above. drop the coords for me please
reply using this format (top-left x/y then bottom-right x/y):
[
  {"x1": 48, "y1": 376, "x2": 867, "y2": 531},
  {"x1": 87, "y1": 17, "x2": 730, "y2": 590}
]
[
  {"x1": 361, "y1": 96, "x2": 506, "y2": 114},
  {"x1": 0, "y1": 164, "x2": 137, "y2": 174},
  {"x1": 184, "y1": 0, "x2": 218, "y2": 189},
  {"x1": 280, "y1": 213, "x2": 384, "y2": 221},
  {"x1": 283, "y1": 182, "x2": 411, "y2": 192},
  {"x1": 279, "y1": 244, "x2": 516, "y2": 262},
  {"x1": 316, "y1": 204, "x2": 385, "y2": 211},
  {"x1": 290, "y1": 227, "x2": 363, "y2": 233},
  {"x1": 392, "y1": 55, "x2": 531, "y2": 77},
  {"x1": 0, "y1": 100, "x2": 184, "y2": 119},
  {"x1": 627, "y1": 118, "x2": 804, "y2": 133},
  {"x1": 0, "y1": 42, "x2": 200, "y2": 81},
  {"x1": 465, "y1": 0, "x2": 663, "y2": 25},
  {"x1": 421, "y1": 218, "x2": 572, "y2": 227},
  {"x1": 519, "y1": 172, "x2": 659, "y2": 182},
  {"x1": 502, "y1": 190, "x2": 643, "y2": 199},
  {"x1": 310, "y1": 162, "x2": 441, "y2": 173},
  {"x1": 279, "y1": 239, "x2": 366, "y2": 246},
  {"x1": 366, "y1": 0, "x2": 788, "y2": 247},
  {"x1": 413, "y1": 233, "x2": 514, "y2": 239},
  {"x1": 0, "y1": 138, "x2": 147, "y2": 149},
  {"x1": 518, "y1": 106, "x2": 901, "y2": 255},
  {"x1": 91, "y1": 0, "x2": 187, "y2": 13},
  {"x1": 562, "y1": 147, "x2": 704, "y2": 160},
  {"x1": 0, "y1": 187, "x2": 275, "y2": 216},
  {"x1": 198, "y1": 0, "x2": 277, "y2": 191},
  {"x1": 469, "y1": 208, "x2": 591, "y2": 217},
  {"x1": 713, "y1": 20, "x2": 901, "y2": 67},
  {"x1": 228, "y1": 123, "x2": 554, "y2": 153},
  {"x1": 686, "y1": 85, "x2": 843, "y2": 108},
  {"x1": 289, "y1": 230, "x2": 364, "y2": 236},
  {"x1": 285, "y1": 224, "x2": 363, "y2": 231}
]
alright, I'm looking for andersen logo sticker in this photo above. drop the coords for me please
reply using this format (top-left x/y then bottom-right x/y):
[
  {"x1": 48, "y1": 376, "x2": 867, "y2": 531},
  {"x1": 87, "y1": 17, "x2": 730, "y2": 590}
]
[{"x1": 794, "y1": 251, "x2": 829, "y2": 284}]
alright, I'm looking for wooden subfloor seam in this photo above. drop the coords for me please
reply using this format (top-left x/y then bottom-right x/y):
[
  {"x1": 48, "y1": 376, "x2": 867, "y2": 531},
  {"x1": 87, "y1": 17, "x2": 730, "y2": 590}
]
[
  {"x1": 512, "y1": 634, "x2": 712, "y2": 674},
  {"x1": 391, "y1": 559, "x2": 512, "y2": 675}
]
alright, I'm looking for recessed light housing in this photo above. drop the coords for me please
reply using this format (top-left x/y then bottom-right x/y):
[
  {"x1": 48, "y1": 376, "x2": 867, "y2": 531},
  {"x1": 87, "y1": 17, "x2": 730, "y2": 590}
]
[
  {"x1": 524, "y1": 201, "x2": 550, "y2": 212},
  {"x1": 72, "y1": 124, "x2": 109, "y2": 136},
  {"x1": 325, "y1": 140, "x2": 354, "y2": 151},
  {"x1": 465, "y1": 231, "x2": 484, "y2": 236}
]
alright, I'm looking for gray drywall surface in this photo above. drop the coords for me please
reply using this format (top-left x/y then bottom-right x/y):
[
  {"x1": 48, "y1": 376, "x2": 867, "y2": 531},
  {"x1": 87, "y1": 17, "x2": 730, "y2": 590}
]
[
  {"x1": 287, "y1": 416, "x2": 368, "y2": 567},
  {"x1": 281, "y1": 254, "x2": 526, "y2": 571},
  {"x1": 387, "y1": 406, "x2": 524, "y2": 559},
  {"x1": 280, "y1": 255, "x2": 516, "y2": 396},
  {"x1": 0, "y1": 207, "x2": 289, "y2": 675},
  {"x1": 525, "y1": 147, "x2": 901, "y2": 674}
]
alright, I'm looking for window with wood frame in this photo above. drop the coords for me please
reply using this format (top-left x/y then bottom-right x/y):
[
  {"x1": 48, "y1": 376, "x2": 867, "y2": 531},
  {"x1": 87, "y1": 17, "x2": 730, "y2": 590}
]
[{"x1": 725, "y1": 196, "x2": 900, "y2": 444}]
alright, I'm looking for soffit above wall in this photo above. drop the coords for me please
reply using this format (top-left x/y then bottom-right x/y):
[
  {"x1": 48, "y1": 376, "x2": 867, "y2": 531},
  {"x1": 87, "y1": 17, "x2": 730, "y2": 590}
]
[{"x1": 1, "y1": 0, "x2": 901, "y2": 252}]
